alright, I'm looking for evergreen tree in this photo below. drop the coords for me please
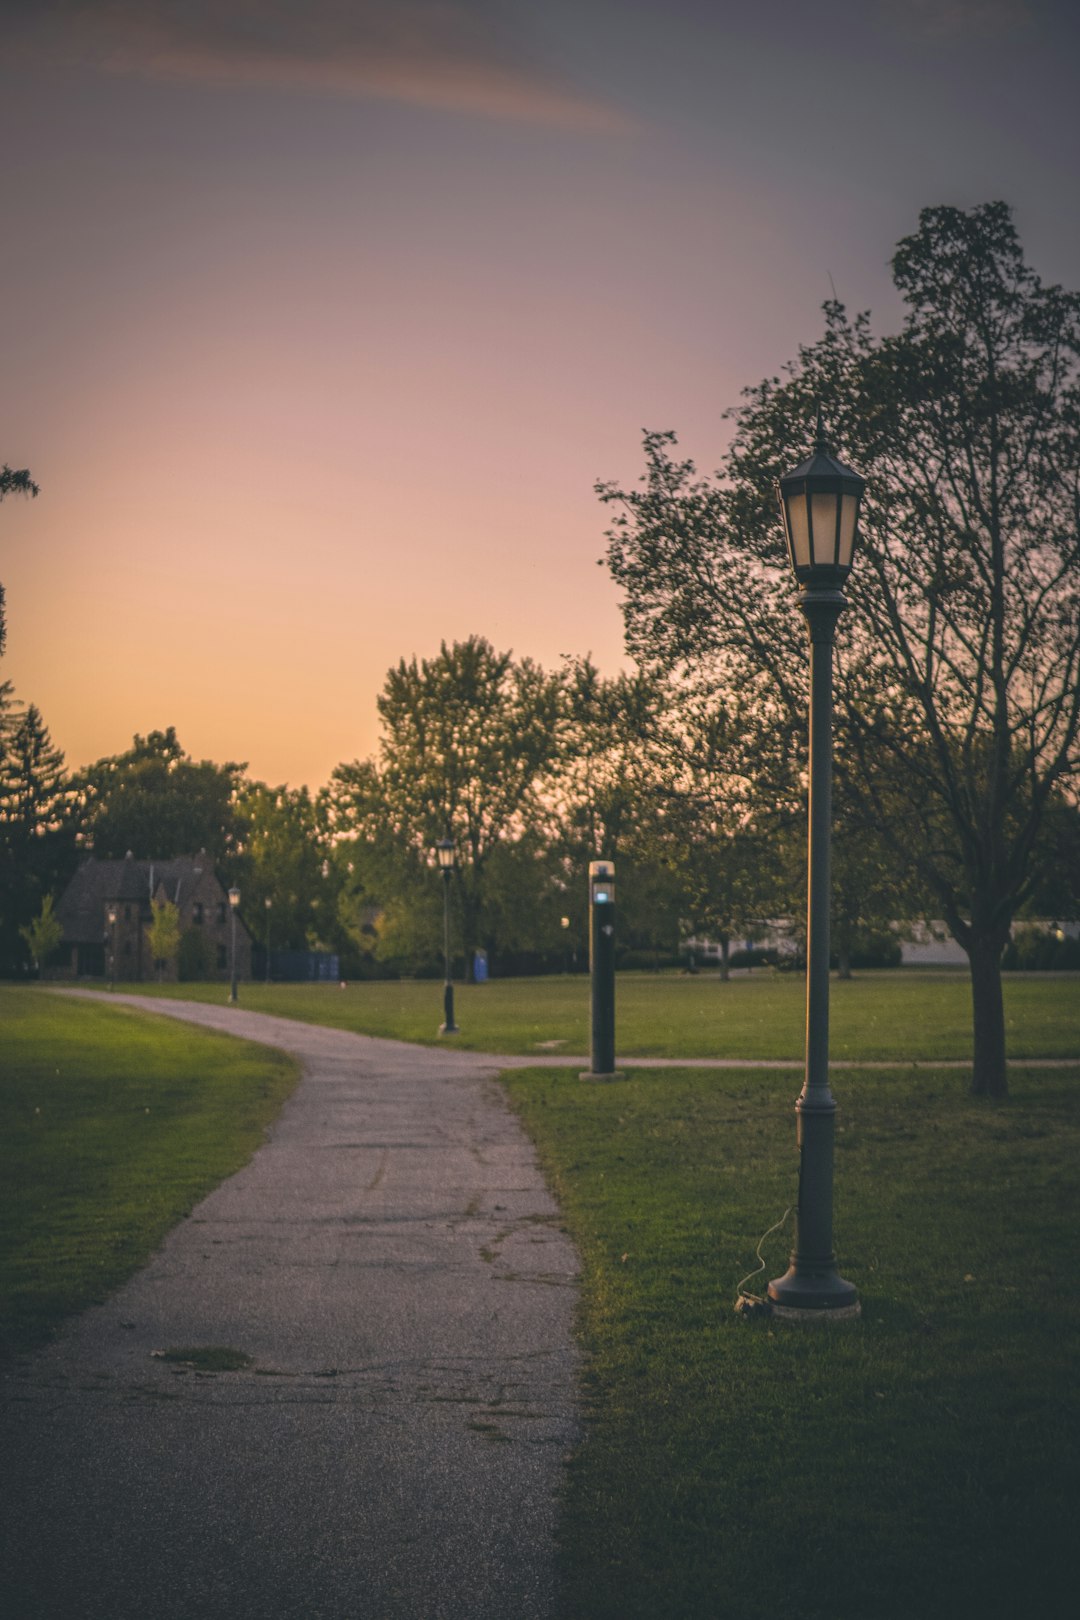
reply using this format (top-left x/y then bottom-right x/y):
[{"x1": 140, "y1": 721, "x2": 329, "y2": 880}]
[{"x1": 0, "y1": 700, "x2": 74, "y2": 972}]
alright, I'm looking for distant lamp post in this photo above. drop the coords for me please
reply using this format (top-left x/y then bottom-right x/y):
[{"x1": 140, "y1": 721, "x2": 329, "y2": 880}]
[
  {"x1": 436, "y1": 835, "x2": 459, "y2": 1035},
  {"x1": 767, "y1": 408, "x2": 865, "y2": 1323},
  {"x1": 106, "y1": 904, "x2": 117, "y2": 992},
  {"x1": 264, "y1": 896, "x2": 272, "y2": 984},
  {"x1": 228, "y1": 886, "x2": 241, "y2": 1005}
]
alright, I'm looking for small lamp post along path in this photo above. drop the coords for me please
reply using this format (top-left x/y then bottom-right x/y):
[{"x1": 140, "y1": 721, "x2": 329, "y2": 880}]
[
  {"x1": 106, "y1": 905, "x2": 117, "y2": 992},
  {"x1": 228, "y1": 886, "x2": 241, "y2": 1005},
  {"x1": 580, "y1": 860, "x2": 625, "y2": 1082},
  {"x1": 767, "y1": 408, "x2": 864, "y2": 1323},
  {"x1": 436, "y1": 835, "x2": 459, "y2": 1035},
  {"x1": 264, "y1": 896, "x2": 272, "y2": 984}
]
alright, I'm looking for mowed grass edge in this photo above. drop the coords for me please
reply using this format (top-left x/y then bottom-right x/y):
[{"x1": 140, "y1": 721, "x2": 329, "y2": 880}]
[
  {"x1": 94, "y1": 969, "x2": 1080, "y2": 1061},
  {"x1": 0, "y1": 987, "x2": 300, "y2": 1359},
  {"x1": 502, "y1": 1061, "x2": 1080, "y2": 1620}
]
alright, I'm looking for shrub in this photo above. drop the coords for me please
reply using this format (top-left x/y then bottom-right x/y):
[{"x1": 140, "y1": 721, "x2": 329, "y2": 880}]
[
  {"x1": 728, "y1": 947, "x2": 781, "y2": 969},
  {"x1": 616, "y1": 949, "x2": 683, "y2": 972},
  {"x1": 1002, "y1": 929, "x2": 1080, "y2": 971},
  {"x1": 848, "y1": 932, "x2": 903, "y2": 970},
  {"x1": 178, "y1": 927, "x2": 214, "y2": 981}
]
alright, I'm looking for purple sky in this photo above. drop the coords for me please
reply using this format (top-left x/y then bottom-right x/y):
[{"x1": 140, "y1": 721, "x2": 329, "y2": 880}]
[{"x1": 2, "y1": 0, "x2": 1078, "y2": 787}]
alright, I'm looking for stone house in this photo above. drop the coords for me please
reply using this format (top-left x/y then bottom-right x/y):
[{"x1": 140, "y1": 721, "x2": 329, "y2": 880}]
[{"x1": 53, "y1": 853, "x2": 253, "y2": 983}]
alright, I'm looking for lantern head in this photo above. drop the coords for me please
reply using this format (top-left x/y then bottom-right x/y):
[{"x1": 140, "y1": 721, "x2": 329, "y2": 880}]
[{"x1": 776, "y1": 408, "x2": 865, "y2": 586}]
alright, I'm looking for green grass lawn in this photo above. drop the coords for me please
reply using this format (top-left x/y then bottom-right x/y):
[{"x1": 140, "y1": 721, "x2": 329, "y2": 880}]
[
  {"x1": 0, "y1": 986, "x2": 299, "y2": 1358},
  {"x1": 101, "y1": 968, "x2": 1079, "y2": 1061},
  {"x1": 505, "y1": 1061, "x2": 1080, "y2": 1620},
  {"x1": 11, "y1": 976, "x2": 1080, "y2": 1616}
]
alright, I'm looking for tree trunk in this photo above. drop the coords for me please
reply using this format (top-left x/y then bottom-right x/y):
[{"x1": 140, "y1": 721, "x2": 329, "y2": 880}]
[
  {"x1": 968, "y1": 930, "x2": 1009, "y2": 1098},
  {"x1": 718, "y1": 934, "x2": 730, "y2": 982},
  {"x1": 837, "y1": 942, "x2": 852, "y2": 981}
]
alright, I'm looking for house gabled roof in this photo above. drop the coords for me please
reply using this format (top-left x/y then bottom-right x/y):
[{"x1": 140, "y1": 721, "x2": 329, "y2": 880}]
[{"x1": 55, "y1": 854, "x2": 213, "y2": 943}]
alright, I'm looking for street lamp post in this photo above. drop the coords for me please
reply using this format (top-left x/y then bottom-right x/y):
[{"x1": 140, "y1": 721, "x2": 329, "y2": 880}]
[
  {"x1": 106, "y1": 905, "x2": 117, "y2": 992},
  {"x1": 767, "y1": 409, "x2": 865, "y2": 1323},
  {"x1": 264, "y1": 896, "x2": 272, "y2": 984},
  {"x1": 228, "y1": 886, "x2": 241, "y2": 1005},
  {"x1": 436, "y1": 836, "x2": 459, "y2": 1035}
]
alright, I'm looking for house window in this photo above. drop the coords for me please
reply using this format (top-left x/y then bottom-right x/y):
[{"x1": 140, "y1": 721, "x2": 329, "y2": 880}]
[
  {"x1": 193, "y1": 902, "x2": 204, "y2": 925},
  {"x1": 217, "y1": 944, "x2": 227, "y2": 970},
  {"x1": 217, "y1": 901, "x2": 227, "y2": 925}
]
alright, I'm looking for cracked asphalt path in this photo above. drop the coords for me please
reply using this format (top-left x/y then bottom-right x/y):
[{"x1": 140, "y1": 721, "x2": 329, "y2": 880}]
[{"x1": 1, "y1": 997, "x2": 581, "y2": 1620}]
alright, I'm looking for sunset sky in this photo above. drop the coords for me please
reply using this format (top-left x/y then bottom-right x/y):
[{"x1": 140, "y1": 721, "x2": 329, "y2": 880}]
[{"x1": 3, "y1": 0, "x2": 1078, "y2": 790}]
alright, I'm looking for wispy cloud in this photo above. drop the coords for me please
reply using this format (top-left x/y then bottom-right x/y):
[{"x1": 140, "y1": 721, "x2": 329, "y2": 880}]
[
  {"x1": 6, "y1": 0, "x2": 627, "y2": 130},
  {"x1": 878, "y1": 0, "x2": 1034, "y2": 42}
]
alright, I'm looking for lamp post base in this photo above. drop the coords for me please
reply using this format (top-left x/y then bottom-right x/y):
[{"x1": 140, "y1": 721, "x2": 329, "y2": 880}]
[
  {"x1": 767, "y1": 1266, "x2": 860, "y2": 1322},
  {"x1": 769, "y1": 1299, "x2": 861, "y2": 1324},
  {"x1": 438, "y1": 982, "x2": 458, "y2": 1036}
]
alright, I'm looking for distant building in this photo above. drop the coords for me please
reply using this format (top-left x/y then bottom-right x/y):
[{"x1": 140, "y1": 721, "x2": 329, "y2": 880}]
[
  {"x1": 897, "y1": 921, "x2": 967, "y2": 967},
  {"x1": 53, "y1": 853, "x2": 252, "y2": 983},
  {"x1": 899, "y1": 918, "x2": 1079, "y2": 967}
]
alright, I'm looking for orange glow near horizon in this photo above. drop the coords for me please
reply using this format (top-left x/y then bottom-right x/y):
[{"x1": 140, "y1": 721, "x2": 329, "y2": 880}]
[{"x1": 3, "y1": 2, "x2": 1077, "y2": 788}]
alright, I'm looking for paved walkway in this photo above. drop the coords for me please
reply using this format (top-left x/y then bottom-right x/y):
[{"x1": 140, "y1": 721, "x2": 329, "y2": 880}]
[{"x1": 1, "y1": 998, "x2": 581, "y2": 1620}]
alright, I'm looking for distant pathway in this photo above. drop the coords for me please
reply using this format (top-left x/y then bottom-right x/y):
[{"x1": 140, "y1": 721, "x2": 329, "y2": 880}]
[{"x1": 1, "y1": 996, "x2": 581, "y2": 1620}]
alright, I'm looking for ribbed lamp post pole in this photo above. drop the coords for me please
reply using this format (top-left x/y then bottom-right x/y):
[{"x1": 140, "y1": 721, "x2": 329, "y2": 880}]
[
  {"x1": 767, "y1": 409, "x2": 865, "y2": 1323},
  {"x1": 228, "y1": 886, "x2": 240, "y2": 1006},
  {"x1": 106, "y1": 904, "x2": 117, "y2": 992},
  {"x1": 436, "y1": 835, "x2": 459, "y2": 1035}
]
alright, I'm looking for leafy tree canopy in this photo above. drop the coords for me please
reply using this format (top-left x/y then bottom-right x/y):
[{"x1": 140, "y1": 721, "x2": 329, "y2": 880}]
[
  {"x1": 232, "y1": 781, "x2": 337, "y2": 953},
  {"x1": 20, "y1": 894, "x2": 63, "y2": 972},
  {"x1": 327, "y1": 637, "x2": 564, "y2": 973},
  {"x1": 0, "y1": 464, "x2": 39, "y2": 656},
  {"x1": 73, "y1": 727, "x2": 246, "y2": 863}
]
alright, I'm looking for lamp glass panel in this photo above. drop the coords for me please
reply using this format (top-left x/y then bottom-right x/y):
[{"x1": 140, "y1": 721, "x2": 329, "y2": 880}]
[
  {"x1": 786, "y1": 492, "x2": 811, "y2": 568},
  {"x1": 810, "y1": 492, "x2": 840, "y2": 565},
  {"x1": 838, "y1": 492, "x2": 859, "y2": 566}
]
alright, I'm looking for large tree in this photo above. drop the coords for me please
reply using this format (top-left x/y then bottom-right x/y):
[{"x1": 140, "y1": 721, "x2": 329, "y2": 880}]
[
  {"x1": 549, "y1": 660, "x2": 678, "y2": 959},
  {"x1": 327, "y1": 637, "x2": 563, "y2": 976},
  {"x1": 601, "y1": 203, "x2": 1080, "y2": 1097},
  {"x1": 232, "y1": 781, "x2": 337, "y2": 954}
]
